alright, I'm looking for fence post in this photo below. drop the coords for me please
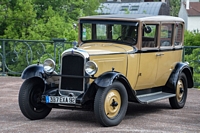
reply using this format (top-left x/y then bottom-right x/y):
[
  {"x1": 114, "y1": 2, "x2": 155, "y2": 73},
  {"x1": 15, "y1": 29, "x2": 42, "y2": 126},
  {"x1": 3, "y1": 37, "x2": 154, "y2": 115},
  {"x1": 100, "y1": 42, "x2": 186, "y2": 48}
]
[
  {"x1": 52, "y1": 38, "x2": 67, "y2": 72},
  {"x1": 2, "y1": 40, "x2": 6, "y2": 76},
  {"x1": 52, "y1": 38, "x2": 66, "y2": 63}
]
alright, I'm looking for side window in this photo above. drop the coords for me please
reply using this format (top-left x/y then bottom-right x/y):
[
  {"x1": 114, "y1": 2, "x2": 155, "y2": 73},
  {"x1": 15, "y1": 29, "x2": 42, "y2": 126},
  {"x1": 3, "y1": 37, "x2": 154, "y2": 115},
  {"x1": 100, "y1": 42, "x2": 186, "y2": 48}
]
[
  {"x1": 160, "y1": 24, "x2": 173, "y2": 47},
  {"x1": 142, "y1": 25, "x2": 157, "y2": 48},
  {"x1": 175, "y1": 24, "x2": 183, "y2": 46},
  {"x1": 82, "y1": 23, "x2": 92, "y2": 41}
]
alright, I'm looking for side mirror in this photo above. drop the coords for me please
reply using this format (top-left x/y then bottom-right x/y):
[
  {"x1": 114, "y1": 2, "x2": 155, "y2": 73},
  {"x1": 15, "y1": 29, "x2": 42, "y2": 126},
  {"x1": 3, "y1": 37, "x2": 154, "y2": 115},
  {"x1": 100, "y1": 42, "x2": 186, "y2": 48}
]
[{"x1": 144, "y1": 26, "x2": 152, "y2": 33}]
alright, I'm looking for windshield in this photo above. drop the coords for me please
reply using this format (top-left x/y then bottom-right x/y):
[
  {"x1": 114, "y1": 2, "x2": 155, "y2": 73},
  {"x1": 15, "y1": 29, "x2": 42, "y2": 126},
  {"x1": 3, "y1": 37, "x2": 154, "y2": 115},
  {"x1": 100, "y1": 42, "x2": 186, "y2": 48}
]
[{"x1": 80, "y1": 20, "x2": 138, "y2": 45}]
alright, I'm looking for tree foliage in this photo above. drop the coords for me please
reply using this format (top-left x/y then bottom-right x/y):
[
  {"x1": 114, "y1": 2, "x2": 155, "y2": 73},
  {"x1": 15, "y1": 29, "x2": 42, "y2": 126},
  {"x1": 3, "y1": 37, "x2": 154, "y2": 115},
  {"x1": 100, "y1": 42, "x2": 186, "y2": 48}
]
[
  {"x1": 184, "y1": 31, "x2": 200, "y2": 46},
  {"x1": 0, "y1": 0, "x2": 100, "y2": 40},
  {"x1": 184, "y1": 31, "x2": 200, "y2": 87},
  {"x1": 0, "y1": 0, "x2": 100, "y2": 74},
  {"x1": 170, "y1": 0, "x2": 180, "y2": 16}
]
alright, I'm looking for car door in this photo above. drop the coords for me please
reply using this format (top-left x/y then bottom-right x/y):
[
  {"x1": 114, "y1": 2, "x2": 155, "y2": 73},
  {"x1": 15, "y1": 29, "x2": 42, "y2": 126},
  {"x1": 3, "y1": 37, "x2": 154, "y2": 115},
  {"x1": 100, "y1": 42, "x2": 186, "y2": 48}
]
[
  {"x1": 135, "y1": 24, "x2": 160, "y2": 90},
  {"x1": 155, "y1": 23, "x2": 183, "y2": 86}
]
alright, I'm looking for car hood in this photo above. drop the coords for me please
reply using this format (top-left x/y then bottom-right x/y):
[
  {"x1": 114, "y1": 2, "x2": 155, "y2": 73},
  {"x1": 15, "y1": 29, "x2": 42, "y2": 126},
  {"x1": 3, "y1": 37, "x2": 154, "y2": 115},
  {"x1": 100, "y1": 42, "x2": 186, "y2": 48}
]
[{"x1": 79, "y1": 42, "x2": 134, "y2": 55}]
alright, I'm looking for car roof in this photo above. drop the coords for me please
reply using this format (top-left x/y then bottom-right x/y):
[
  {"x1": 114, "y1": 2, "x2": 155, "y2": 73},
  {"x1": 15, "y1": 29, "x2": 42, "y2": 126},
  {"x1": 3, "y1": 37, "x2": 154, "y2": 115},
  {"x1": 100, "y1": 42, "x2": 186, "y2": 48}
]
[{"x1": 79, "y1": 14, "x2": 184, "y2": 22}]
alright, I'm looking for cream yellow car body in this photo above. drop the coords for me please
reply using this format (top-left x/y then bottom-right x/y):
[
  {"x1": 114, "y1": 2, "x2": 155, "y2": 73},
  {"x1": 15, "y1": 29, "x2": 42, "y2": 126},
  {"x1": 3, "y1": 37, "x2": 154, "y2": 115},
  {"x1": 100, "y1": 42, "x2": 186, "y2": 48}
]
[
  {"x1": 18, "y1": 14, "x2": 194, "y2": 127},
  {"x1": 80, "y1": 42, "x2": 182, "y2": 91}
]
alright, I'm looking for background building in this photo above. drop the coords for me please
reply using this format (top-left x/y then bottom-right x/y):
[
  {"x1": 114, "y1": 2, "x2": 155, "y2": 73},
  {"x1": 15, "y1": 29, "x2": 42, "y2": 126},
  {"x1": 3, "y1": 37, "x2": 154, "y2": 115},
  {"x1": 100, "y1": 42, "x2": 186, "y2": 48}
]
[
  {"x1": 97, "y1": 0, "x2": 170, "y2": 16},
  {"x1": 179, "y1": 0, "x2": 200, "y2": 31}
]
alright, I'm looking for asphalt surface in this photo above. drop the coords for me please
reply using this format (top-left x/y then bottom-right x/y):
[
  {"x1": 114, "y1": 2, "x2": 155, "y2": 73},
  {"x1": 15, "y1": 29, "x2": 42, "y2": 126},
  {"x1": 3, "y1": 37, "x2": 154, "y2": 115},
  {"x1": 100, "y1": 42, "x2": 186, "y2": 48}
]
[{"x1": 0, "y1": 76, "x2": 200, "y2": 133}]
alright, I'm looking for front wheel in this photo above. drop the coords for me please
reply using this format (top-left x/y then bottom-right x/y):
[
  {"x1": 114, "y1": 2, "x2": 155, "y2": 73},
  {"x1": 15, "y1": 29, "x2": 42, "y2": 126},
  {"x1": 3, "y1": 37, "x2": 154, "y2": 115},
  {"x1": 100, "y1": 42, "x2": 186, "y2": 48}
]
[
  {"x1": 18, "y1": 77, "x2": 52, "y2": 120},
  {"x1": 169, "y1": 73, "x2": 188, "y2": 109},
  {"x1": 94, "y1": 82, "x2": 128, "y2": 127}
]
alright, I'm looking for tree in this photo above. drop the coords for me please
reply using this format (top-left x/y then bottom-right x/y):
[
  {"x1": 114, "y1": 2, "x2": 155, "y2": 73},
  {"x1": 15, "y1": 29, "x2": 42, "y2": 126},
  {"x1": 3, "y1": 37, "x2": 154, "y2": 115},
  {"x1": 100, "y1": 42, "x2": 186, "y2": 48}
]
[
  {"x1": 184, "y1": 31, "x2": 200, "y2": 87},
  {"x1": 184, "y1": 47, "x2": 200, "y2": 87},
  {"x1": 0, "y1": 0, "x2": 101, "y2": 39},
  {"x1": 170, "y1": 0, "x2": 181, "y2": 16},
  {"x1": 0, "y1": 0, "x2": 16, "y2": 36},
  {"x1": 2, "y1": 0, "x2": 36, "y2": 39},
  {"x1": 33, "y1": 0, "x2": 100, "y2": 20},
  {"x1": 0, "y1": 0, "x2": 100, "y2": 74},
  {"x1": 184, "y1": 31, "x2": 200, "y2": 55},
  {"x1": 1, "y1": 0, "x2": 78, "y2": 40}
]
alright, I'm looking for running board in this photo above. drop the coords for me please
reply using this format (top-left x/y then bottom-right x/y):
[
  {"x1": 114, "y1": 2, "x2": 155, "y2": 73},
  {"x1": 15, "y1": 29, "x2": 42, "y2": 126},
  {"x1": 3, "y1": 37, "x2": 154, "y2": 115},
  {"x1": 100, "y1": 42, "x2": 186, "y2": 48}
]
[{"x1": 136, "y1": 92, "x2": 176, "y2": 104}]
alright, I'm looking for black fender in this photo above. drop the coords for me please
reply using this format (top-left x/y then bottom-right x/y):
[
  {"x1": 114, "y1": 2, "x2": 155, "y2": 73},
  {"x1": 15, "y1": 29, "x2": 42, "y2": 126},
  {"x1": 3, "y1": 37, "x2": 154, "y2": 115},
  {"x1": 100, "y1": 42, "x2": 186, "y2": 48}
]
[
  {"x1": 94, "y1": 71, "x2": 122, "y2": 88},
  {"x1": 95, "y1": 71, "x2": 139, "y2": 102},
  {"x1": 165, "y1": 62, "x2": 194, "y2": 92},
  {"x1": 81, "y1": 71, "x2": 138, "y2": 103},
  {"x1": 21, "y1": 64, "x2": 45, "y2": 79}
]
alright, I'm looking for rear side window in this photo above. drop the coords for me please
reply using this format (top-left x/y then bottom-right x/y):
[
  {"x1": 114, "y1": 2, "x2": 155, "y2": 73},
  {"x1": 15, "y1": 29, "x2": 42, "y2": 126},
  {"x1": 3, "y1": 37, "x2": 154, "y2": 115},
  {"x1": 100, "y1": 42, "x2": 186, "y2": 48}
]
[
  {"x1": 160, "y1": 24, "x2": 173, "y2": 47},
  {"x1": 175, "y1": 24, "x2": 183, "y2": 46}
]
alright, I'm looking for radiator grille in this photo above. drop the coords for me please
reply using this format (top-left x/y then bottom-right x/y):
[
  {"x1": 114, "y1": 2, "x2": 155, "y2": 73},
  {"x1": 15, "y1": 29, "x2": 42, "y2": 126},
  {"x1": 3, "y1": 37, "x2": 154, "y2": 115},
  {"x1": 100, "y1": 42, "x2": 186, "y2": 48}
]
[{"x1": 60, "y1": 54, "x2": 84, "y2": 91}]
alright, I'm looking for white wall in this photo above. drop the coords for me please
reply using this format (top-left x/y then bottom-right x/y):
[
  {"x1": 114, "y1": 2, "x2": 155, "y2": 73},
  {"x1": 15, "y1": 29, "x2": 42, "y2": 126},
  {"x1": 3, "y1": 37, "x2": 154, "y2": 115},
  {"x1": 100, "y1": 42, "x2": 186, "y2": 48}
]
[
  {"x1": 181, "y1": 0, "x2": 199, "y2": 2},
  {"x1": 190, "y1": 0, "x2": 199, "y2": 2},
  {"x1": 188, "y1": 17, "x2": 200, "y2": 31},
  {"x1": 178, "y1": 3, "x2": 188, "y2": 29}
]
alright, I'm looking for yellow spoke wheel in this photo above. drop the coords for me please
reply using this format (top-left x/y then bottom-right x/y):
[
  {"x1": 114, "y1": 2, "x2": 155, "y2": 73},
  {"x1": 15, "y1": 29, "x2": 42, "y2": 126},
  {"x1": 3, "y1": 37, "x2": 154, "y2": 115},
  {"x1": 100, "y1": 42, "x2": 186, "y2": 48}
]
[{"x1": 104, "y1": 89, "x2": 121, "y2": 118}]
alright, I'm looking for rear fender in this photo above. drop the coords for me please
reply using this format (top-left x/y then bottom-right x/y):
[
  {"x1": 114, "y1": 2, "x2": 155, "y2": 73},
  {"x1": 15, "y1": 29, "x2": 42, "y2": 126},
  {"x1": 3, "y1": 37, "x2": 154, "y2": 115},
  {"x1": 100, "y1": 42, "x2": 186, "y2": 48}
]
[{"x1": 165, "y1": 62, "x2": 194, "y2": 92}]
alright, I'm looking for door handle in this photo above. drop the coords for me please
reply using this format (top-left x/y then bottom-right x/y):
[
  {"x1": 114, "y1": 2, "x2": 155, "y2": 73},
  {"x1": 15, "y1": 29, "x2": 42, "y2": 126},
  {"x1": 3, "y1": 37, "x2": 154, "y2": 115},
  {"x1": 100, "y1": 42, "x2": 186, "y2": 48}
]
[{"x1": 156, "y1": 53, "x2": 164, "y2": 56}]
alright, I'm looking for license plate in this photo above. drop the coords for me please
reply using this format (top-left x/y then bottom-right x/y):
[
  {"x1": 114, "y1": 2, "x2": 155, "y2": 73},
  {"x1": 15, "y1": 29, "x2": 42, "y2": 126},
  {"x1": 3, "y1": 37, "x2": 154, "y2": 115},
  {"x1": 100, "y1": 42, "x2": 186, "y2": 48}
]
[{"x1": 46, "y1": 96, "x2": 76, "y2": 104}]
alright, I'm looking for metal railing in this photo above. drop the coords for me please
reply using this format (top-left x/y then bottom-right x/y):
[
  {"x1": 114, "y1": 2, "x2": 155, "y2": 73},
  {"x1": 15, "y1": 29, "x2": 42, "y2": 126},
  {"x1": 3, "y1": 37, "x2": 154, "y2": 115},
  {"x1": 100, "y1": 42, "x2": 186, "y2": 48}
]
[
  {"x1": 183, "y1": 46, "x2": 200, "y2": 87},
  {"x1": 0, "y1": 39, "x2": 199, "y2": 87},
  {"x1": 0, "y1": 39, "x2": 73, "y2": 75}
]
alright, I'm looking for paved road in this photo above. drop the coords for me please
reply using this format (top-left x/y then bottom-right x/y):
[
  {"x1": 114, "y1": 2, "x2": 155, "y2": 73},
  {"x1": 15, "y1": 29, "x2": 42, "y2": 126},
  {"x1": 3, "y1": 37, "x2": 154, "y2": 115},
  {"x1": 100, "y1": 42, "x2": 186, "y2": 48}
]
[{"x1": 0, "y1": 77, "x2": 200, "y2": 133}]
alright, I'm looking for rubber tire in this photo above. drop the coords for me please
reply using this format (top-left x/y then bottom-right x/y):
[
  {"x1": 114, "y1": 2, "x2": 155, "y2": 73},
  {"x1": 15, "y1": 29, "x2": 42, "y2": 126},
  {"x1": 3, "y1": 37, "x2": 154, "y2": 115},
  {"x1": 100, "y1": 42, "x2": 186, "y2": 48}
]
[
  {"x1": 18, "y1": 77, "x2": 52, "y2": 120},
  {"x1": 169, "y1": 73, "x2": 188, "y2": 109},
  {"x1": 94, "y1": 82, "x2": 128, "y2": 127}
]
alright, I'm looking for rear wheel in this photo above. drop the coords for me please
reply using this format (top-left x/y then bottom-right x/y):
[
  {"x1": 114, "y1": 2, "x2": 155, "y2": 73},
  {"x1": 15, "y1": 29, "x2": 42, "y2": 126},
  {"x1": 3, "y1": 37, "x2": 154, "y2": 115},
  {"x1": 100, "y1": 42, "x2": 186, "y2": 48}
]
[
  {"x1": 94, "y1": 82, "x2": 128, "y2": 127},
  {"x1": 18, "y1": 77, "x2": 52, "y2": 120},
  {"x1": 169, "y1": 73, "x2": 188, "y2": 109}
]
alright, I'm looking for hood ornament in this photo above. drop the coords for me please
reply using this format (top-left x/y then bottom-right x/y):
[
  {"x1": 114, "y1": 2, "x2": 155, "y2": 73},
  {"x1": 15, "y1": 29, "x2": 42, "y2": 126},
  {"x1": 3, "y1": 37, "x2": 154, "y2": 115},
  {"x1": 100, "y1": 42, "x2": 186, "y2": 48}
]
[{"x1": 72, "y1": 41, "x2": 78, "y2": 49}]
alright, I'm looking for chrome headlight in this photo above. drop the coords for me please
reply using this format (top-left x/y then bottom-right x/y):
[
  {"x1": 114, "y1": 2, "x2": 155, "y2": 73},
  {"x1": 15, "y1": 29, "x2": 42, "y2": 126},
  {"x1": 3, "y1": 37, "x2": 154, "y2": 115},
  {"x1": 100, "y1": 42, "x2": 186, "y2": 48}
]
[
  {"x1": 43, "y1": 59, "x2": 55, "y2": 74},
  {"x1": 85, "y1": 61, "x2": 98, "y2": 76}
]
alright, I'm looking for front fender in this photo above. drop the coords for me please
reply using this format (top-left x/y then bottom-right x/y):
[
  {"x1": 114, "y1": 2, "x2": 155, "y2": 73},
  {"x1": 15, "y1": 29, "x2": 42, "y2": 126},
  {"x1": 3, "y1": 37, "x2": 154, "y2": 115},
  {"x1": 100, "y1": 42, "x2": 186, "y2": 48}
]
[
  {"x1": 94, "y1": 71, "x2": 120, "y2": 88},
  {"x1": 80, "y1": 71, "x2": 139, "y2": 104},
  {"x1": 165, "y1": 62, "x2": 194, "y2": 91},
  {"x1": 93, "y1": 71, "x2": 138, "y2": 102},
  {"x1": 21, "y1": 64, "x2": 45, "y2": 79}
]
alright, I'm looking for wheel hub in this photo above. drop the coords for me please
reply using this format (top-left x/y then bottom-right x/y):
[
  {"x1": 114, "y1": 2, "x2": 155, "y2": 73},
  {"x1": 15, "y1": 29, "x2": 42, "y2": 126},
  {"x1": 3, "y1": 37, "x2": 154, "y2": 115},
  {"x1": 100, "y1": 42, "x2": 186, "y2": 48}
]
[
  {"x1": 110, "y1": 99, "x2": 118, "y2": 109},
  {"x1": 30, "y1": 87, "x2": 46, "y2": 112},
  {"x1": 180, "y1": 88, "x2": 184, "y2": 93},
  {"x1": 104, "y1": 89, "x2": 121, "y2": 118}
]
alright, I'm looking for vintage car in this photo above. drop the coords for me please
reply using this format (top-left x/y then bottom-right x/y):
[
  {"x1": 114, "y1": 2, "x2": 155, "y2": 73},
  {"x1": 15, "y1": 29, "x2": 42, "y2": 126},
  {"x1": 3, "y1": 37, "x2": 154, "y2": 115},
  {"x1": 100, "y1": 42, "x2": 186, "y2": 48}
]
[{"x1": 18, "y1": 14, "x2": 193, "y2": 127}]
